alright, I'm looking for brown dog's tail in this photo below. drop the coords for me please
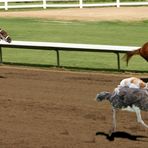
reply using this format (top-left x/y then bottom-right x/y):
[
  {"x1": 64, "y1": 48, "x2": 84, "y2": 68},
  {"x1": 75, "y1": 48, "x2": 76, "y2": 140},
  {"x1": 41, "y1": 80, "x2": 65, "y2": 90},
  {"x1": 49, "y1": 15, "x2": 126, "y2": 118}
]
[{"x1": 123, "y1": 48, "x2": 140, "y2": 66}]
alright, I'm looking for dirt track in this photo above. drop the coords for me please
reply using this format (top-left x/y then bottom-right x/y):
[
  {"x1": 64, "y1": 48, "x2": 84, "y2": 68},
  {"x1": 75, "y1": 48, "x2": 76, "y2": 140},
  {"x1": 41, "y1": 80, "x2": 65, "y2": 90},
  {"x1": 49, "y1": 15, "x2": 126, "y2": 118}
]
[
  {"x1": 0, "y1": 6, "x2": 148, "y2": 148},
  {"x1": 0, "y1": 66, "x2": 148, "y2": 148},
  {"x1": 0, "y1": 7, "x2": 148, "y2": 21}
]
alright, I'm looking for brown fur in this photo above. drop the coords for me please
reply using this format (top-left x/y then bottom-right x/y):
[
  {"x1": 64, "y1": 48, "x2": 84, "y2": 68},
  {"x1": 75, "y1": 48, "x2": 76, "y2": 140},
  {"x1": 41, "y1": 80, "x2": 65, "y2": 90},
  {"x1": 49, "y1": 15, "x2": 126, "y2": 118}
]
[{"x1": 123, "y1": 42, "x2": 148, "y2": 65}]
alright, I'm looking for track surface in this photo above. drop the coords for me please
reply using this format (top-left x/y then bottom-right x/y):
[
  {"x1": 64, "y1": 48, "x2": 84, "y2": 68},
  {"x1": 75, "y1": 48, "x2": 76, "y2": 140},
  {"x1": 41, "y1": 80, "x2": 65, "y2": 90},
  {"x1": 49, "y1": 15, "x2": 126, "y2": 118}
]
[
  {"x1": 0, "y1": 7, "x2": 148, "y2": 21},
  {"x1": 0, "y1": 66, "x2": 148, "y2": 148},
  {"x1": 0, "y1": 7, "x2": 148, "y2": 147}
]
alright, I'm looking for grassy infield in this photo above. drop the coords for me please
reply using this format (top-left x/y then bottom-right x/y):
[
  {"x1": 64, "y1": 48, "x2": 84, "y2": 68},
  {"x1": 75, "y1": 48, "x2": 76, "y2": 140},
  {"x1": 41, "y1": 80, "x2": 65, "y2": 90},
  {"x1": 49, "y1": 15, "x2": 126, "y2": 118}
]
[{"x1": 0, "y1": 16, "x2": 148, "y2": 72}]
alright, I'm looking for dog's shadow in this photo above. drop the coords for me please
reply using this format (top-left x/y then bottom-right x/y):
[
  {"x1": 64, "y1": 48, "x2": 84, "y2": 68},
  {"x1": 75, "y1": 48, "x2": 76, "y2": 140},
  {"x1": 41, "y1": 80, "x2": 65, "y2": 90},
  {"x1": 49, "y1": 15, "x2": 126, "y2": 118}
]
[
  {"x1": 0, "y1": 75, "x2": 6, "y2": 79},
  {"x1": 96, "y1": 131, "x2": 148, "y2": 141}
]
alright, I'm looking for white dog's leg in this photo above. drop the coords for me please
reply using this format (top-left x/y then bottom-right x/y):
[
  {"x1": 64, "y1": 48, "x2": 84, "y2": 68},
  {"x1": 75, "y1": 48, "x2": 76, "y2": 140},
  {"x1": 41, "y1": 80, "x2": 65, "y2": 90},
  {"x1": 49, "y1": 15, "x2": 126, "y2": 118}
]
[{"x1": 133, "y1": 105, "x2": 148, "y2": 128}]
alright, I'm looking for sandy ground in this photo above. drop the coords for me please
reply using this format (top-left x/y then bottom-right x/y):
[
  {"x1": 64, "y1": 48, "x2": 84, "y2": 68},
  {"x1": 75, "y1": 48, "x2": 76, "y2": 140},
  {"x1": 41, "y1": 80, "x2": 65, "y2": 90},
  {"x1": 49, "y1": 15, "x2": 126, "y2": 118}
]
[
  {"x1": 0, "y1": 6, "x2": 148, "y2": 148},
  {"x1": 0, "y1": 7, "x2": 148, "y2": 21},
  {"x1": 0, "y1": 66, "x2": 148, "y2": 148}
]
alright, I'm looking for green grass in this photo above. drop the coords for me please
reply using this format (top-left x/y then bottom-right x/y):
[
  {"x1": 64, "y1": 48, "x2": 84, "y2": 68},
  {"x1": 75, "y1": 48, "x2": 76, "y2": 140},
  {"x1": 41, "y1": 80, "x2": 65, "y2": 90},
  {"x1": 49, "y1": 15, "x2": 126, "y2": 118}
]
[{"x1": 0, "y1": 18, "x2": 148, "y2": 72}]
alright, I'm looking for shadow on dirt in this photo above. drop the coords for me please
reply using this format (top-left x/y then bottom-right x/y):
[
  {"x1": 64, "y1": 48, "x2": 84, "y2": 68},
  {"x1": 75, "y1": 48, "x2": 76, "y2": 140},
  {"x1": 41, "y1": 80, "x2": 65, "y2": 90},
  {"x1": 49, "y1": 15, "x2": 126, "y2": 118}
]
[
  {"x1": 0, "y1": 75, "x2": 6, "y2": 79},
  {"x1": 3, "y1": 62, "x2": 148, "y2": 73},
  {"x1": 96, "y1": 131, "x2": 148, "y2": 142}
]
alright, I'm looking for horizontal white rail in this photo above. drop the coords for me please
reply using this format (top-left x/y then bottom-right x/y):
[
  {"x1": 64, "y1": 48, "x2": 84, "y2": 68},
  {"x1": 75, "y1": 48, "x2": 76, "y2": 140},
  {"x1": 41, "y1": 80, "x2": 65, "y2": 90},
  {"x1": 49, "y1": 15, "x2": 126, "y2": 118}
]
[
  {"x1": 0, "y1": 0, "x2": 148, "y2": 10},
  {"x1": 0, "y1": 41, "x2": 139, "y2": 52},
  {"x1": 0, "y1": 40, "x2": 139, "y2": 70},
  {"x1": 0, "y1": 40, "x2": 139, "y2": 52},
  {"x1": 119, "y1": 2, "x2": 148, "y2": 6}
]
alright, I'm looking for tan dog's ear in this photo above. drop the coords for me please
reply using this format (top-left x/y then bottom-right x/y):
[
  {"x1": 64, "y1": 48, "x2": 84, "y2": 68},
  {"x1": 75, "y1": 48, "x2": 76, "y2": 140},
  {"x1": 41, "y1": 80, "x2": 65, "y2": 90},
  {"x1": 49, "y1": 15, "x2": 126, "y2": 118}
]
[{"x1": 139, "y1": 81, "x2": 146, "y2": 89}]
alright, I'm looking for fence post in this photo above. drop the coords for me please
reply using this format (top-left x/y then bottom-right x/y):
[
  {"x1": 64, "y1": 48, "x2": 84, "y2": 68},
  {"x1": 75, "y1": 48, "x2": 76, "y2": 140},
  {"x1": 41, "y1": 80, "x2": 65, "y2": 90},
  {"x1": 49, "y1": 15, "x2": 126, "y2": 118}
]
[
  {"x1": 56, "y1": 50, "x2": 60, "y2": 67},
  {"x1": 79, "y1": 0, "x2": 83, "y2": 8},
  {"x1": 116, "y1": 0, "x2": 120, "y2": 8},
  {"x1": 43, "y1": 0, "x2": 47, "y2": 9},
  {"x1": 4, "y1": 0, "x2": 8, "y2": 10},
  {"x1": 115, "y1": 52, "x2": 120, "y2": 71}
]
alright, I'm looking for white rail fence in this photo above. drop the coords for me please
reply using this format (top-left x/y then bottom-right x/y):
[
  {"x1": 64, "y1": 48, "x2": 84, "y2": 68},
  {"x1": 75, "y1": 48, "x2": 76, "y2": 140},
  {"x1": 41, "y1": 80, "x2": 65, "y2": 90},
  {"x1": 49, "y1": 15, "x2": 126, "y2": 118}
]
[
  {"x1": 0, "y1": 0, "x2": 148, "y2": 10},
  {"x1": 0, "y1": 40, "x2": 140, "y2": 71}
]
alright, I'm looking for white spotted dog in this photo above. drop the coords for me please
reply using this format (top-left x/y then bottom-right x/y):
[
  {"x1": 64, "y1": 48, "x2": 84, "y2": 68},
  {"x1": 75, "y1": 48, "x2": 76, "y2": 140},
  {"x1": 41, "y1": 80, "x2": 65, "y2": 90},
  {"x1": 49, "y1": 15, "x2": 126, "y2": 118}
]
[{"x1": 114, "y1": 77, "x2": 148, "y2": 95}]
